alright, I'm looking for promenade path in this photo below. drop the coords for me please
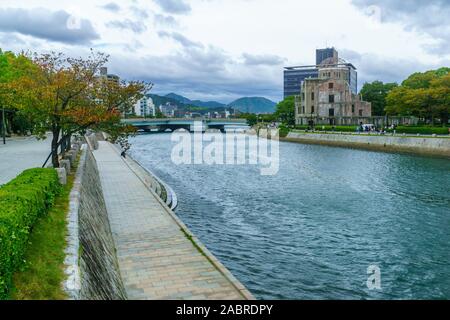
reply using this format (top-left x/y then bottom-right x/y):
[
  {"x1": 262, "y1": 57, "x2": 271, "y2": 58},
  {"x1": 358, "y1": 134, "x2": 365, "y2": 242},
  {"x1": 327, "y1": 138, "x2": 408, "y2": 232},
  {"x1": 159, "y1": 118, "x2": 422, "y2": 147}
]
[
  {"x1": 0, "y1": 136, "x2": 51, "y2": 185},
  {"x1": 93, "y1": 141, "x2": 252, "y2": 300}
]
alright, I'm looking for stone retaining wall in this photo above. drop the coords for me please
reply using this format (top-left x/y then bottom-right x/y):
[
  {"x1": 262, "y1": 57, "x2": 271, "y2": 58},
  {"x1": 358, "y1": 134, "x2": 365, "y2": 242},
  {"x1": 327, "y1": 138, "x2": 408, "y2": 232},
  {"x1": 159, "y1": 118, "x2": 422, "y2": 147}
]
[
  {"x1": 64, "y1": 144, "x2": 126, "y2": 300},
  {"x1": 286, "y1": 132, "x2": 450, "y2": 158}
]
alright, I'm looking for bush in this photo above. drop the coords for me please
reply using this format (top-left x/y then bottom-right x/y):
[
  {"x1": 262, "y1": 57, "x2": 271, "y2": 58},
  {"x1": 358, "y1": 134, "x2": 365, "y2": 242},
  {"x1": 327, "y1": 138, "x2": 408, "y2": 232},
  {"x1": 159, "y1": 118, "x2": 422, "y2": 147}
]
[
  {"x1": 0, "y1": 168, "x2": 61, "y2": 299},
  {"x1": 387, "y1": 126, "x2": 449, "y2": 135},
  {"x1": 295, "y1": 125, "x2": 358, "y2": 132},
  {"x1": 278, "y1": 125, "x2": 290, "y2": 138}
]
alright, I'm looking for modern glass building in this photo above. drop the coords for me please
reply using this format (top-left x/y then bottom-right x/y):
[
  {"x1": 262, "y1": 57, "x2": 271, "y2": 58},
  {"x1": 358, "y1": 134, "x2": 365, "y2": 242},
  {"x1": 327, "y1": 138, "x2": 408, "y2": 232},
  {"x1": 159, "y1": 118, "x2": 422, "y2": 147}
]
[
  {"x1": 349, "y1": 66, "x2": 358, "y2": 95},
  {"x1": 316, "y1": 48, "x2": 338, "y2": 65},
  {"x1": 283, "y1": 66, "x2": 318, "y2": 98},
  {"x1": 284, "y1": 48, "x2": 358, "y2": 98}
]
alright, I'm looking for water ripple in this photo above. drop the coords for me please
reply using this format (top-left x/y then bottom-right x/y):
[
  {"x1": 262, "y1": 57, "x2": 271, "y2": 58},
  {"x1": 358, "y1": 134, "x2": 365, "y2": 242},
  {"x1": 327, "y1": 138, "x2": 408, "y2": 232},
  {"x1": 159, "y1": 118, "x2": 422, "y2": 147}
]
[{"x1": 130, "y1": 134, "x2": 450, "y2": 300}]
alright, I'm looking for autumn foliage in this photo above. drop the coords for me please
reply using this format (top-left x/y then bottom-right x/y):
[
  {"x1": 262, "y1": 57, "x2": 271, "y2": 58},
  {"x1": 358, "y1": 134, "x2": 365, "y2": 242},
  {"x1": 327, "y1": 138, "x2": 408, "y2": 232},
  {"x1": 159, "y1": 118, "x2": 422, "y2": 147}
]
[{"x1": 2, "y1": 49, "x2": 151, "y2": 167}]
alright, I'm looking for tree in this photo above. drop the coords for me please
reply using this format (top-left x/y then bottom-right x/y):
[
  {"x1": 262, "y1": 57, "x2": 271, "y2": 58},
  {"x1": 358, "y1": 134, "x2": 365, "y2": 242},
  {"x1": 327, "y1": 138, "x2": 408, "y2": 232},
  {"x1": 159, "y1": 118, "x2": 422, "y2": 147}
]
[
  {"x1": 0, "y1": 50, "x2": 37, "y2": 141},
  {"x1": 386, "y1": 68, "x2": 450, "y2": 124},
  {"x1": 430, "y1": 73, "x2": 450, "y2": 124},
  {"x1": 240, "y1": 113, "x2": 257, "y2": 126},
  {"x1": 12, "y1": 51, "x2": 149, "y2": 167},
  {"x1": 360, "y1": 81, "x2": 398, "y2": 116},
  {"x1": 275, "y1": 96, "x2": 295, "y2": 126}
]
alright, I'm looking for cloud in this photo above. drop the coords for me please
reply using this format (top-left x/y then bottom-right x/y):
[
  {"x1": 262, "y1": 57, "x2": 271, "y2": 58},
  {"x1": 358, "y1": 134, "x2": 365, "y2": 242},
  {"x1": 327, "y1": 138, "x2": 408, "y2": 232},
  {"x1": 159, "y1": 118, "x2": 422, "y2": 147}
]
[
  {"x1": 109, "y1": 44, "x2": 282, "y2": 103},
  {"x1": 154, "y1": 14, "x2": 178, "y2": 27},
  {"x1": 153, "y1": 0, "x2": 191, "y2": 14},
  {"x1": 158, "y1": 31, "x2": 203, "y2": 48},
  {"x1": 0, "y1": 7, "x2": 99, "y2": 45},
  {"x1": 101, "y1": 2, "x2": 121, "y2": 12},
  {"x1": 351, "y1": 0, "x2": 450, "y2": 55},
  {"x1": 340, "y1": 49, "x2": 450, "y2": 88},
  {"x1": 130, "y1": 5, "x2": 149, "y2": 18},
  {"x1": 106, "y1": 19, "x2": 147, "y2": 33},
  {"x1": 242, "y1": 53, "x2": 286, "y2": 66}
]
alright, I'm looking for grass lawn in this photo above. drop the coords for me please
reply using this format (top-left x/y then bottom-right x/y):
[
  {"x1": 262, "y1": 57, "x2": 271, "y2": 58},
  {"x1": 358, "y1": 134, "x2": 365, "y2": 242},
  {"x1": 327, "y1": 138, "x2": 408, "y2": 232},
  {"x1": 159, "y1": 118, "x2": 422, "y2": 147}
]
[{"x1": 9, "y1": 164, "x2": 77, "y2": 300}]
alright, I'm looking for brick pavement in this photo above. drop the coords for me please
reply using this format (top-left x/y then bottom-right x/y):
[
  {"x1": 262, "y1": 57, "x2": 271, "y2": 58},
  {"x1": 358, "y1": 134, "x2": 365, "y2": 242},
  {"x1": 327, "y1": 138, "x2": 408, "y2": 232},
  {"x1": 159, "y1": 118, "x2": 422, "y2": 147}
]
[{"x1": 93, "y1": 141, "x2": 253, "y2": 300}]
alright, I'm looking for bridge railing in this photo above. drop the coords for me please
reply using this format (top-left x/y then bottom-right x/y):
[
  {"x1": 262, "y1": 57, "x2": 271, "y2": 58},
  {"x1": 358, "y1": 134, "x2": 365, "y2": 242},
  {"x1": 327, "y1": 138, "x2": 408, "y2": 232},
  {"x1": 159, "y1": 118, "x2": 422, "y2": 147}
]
[{"x1": 122, "y1": 118, "x2": 248, "y2": 124}]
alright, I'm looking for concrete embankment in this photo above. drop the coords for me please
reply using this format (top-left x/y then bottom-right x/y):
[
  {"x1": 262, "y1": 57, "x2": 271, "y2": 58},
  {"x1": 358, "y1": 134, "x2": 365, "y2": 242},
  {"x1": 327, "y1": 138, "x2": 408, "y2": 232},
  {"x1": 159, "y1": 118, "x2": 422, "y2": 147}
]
[
  {"x1": 65, "y1": 133, "x2": 253, "y2": 300},
  {"x1": 64, "y1": 143, "x2": 127, "y2": 300},
  {"x1": 284, "y1": 131, "x2": 450, "y2": 158}
]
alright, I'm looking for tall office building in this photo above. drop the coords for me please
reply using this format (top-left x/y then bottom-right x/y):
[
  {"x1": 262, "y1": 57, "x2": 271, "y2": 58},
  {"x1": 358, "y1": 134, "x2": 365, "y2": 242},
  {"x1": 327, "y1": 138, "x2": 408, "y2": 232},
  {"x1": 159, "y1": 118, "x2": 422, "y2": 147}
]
[
  {"x1": 316, "y1": 48, "x2": 338, "y2": 65},
  {"x1": 283, "y1": 66, "x2": 319, "y2": 98},
  {"x1": 283, "y1": 48, "x2": 358, "y2": 98}
]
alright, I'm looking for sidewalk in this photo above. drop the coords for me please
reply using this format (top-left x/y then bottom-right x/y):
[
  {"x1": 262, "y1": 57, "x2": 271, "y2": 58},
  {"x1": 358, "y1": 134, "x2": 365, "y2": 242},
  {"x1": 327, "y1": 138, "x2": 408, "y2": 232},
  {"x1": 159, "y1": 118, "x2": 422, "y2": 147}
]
[
  {"x1": 93, "y1": 141, "x2": 252, "y2": 300},
  {"x1": 0, "y1": 136, "x2": 52, "y2": 185}
]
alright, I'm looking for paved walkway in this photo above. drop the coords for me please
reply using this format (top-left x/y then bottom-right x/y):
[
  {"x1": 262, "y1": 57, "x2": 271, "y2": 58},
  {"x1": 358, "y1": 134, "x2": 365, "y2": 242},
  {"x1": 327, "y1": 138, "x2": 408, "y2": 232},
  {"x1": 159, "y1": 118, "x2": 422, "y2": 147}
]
[
  {"x1": 0, "y1": 136, "x2": 52, "y2": 185},
  {"x1": 93, "y1": 142, "x2": 252, "y2": 300}
]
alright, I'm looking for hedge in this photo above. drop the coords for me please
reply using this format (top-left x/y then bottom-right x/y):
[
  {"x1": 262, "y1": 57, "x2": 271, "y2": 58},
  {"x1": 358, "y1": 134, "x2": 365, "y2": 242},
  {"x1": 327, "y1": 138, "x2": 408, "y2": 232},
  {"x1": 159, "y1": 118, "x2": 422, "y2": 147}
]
[
  {"x1": 0, "y1": 168, "x2": 61, "y2": 299},
  {"x1": 279, "y1": 125, "x2": 290, "y2": 138},
  {"x1": 295, "y1": 125, "x2": 358, "y2": 132},
  {"x1": 295, "y1": 125, "x2": 449, "y2": 135},
  {"x1": 387, "y1": 126, "x2": 449, "y2": 135}
]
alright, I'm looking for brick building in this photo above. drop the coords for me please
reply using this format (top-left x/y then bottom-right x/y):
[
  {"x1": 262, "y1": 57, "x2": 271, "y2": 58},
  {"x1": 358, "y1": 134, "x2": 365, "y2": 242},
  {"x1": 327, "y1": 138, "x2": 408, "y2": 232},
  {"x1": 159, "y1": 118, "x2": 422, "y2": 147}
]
[{"x1": 295, "y1": 59, "x2": 371, "y2": 126}]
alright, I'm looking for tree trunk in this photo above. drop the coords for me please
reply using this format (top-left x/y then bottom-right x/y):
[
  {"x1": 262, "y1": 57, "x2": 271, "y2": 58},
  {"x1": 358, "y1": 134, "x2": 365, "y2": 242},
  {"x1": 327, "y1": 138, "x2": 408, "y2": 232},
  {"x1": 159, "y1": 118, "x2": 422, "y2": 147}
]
[
  {"x1": 66, "y1": 134, "x2": 71, "y2": 152},
  {"x1": 51, "y1": 127, "x2": 60, "y2": 168},
  {"x1": 441, "y1": 112, "x2": 448, "y2": 126}
]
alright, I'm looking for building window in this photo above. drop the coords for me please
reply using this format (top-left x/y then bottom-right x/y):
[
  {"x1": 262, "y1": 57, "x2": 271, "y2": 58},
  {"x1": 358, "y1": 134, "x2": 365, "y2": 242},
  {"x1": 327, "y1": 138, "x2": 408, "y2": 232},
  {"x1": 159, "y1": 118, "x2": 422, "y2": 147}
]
[
  {"x1": 329, "y1": 83, "x2": 333, "y2": 89},
  {"x1": 329, "y1": 108, "x2": 335, "y2": 117},
  {"x1": 302, "y1": 93, "x2": 305, "y2": 100},
  {"x1": 359, "y1": 109, "x2": 363, "y2": 116},
  {"x1": 311, "y1": 106, "x2": 315, "y2": 114},
  {"x1": 329, "y1": 94, "x2": 335, "y2": 103},
  {"x1": 302, "y1": 106, "x2": 305, "y2": 114},
  {"x1": 311, "y1": 92, "x2": 314, "y2": 100},
  {"x1": 352, "y1": 104, "x2": 355, "y2": 113}
]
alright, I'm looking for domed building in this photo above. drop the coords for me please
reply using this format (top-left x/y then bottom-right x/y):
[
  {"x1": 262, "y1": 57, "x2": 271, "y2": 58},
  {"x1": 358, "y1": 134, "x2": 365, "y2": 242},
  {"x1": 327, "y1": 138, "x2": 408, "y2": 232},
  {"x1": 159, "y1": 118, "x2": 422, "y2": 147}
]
[{"x1": 295, "y1": 57, "x2": 371, "y2": 126}]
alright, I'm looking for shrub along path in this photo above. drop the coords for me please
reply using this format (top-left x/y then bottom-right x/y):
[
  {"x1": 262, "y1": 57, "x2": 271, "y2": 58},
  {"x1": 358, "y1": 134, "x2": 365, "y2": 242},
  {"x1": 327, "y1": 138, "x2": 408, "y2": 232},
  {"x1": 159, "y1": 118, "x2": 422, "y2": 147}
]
[
  {"x1": 9, "y1": 168, "x2": 78, "y2": 300},
  {"x1": 0, "y1": 169, "x2": 61, "y2": 299}
]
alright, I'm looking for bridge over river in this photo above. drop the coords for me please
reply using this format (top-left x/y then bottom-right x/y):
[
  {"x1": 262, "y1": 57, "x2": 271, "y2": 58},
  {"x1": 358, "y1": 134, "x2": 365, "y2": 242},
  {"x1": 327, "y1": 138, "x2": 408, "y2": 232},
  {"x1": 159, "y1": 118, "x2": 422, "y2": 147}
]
[{"x1": 122, "y1": 118, "x2": 249, "y2": 133}]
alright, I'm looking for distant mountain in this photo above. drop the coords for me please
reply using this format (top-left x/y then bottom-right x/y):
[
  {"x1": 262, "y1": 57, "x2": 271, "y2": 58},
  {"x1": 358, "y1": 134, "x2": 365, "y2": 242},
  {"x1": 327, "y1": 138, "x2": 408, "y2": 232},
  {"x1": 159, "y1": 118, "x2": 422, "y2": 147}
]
[
  {"x1": 149, "y1": 93, "x2": 277, "y2": 114},
  {"x1": 164, "y1": 93, "x2": 192, "y2": 105},
  {"x1": 148, "y1": 94, "x2": 182, "y2": 108},
  {"x1": 165, "y1": 93, "x2": 226, "y2": 109},
  {"x1": 228, "y1": 97, "x2": 276, "y2": 114}
]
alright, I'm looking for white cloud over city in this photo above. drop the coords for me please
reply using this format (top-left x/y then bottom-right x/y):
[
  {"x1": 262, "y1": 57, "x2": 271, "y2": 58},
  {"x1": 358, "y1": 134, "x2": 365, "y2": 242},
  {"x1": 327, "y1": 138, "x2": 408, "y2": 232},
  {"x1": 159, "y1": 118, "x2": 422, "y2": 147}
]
[{"x1": 0, "y1": 0, "x2": 448, "y2": 102}]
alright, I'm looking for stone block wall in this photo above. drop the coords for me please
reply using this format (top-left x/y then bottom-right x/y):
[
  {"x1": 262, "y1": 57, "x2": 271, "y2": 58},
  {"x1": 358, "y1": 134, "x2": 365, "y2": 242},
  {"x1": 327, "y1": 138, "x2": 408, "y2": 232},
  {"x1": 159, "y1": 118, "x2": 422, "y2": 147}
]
[
  {"x1": 65, "y1": 145, "x2": 127, "y2": 300},
  {"x1": 286, "y1": 132, "x2": 450, "y2": 158}
]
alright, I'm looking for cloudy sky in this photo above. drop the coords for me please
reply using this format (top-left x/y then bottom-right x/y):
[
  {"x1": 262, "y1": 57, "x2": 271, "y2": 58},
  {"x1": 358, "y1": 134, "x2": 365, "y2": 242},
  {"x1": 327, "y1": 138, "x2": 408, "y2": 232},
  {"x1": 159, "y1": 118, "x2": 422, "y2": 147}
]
[{"x1": 0, "y1": 0, "x2": 449, "y2": 103}]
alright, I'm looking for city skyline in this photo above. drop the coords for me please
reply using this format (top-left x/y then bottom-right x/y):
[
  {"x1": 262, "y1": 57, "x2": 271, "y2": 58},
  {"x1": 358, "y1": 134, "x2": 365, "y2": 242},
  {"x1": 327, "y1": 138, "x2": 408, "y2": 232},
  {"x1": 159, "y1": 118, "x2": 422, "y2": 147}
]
[{"x1": 0, "y1": 0, "x2": 449, "y2": 103}]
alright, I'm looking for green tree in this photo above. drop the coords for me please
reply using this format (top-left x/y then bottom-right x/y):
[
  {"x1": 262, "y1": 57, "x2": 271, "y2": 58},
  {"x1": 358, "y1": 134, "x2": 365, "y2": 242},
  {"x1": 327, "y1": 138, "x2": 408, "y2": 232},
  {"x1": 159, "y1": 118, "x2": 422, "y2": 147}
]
[
  {"x1": 274, "y1": 96, "x2": 295, "y2": 126},
  {"x1": 240, "y1": 113, "x2": 257, "y2": 126},
  {"x1": 12, "y1": 51, "x2": 148, "y2": 167},
  {"x1": 0, "y1": 50, "x2": 37, "y2": 140},
  {"x1": 360, "y1": 81, "x2": 398, "y2": 116},
  {"x1": 386, "y1": 68, "x2": 450, "y2": 124}
]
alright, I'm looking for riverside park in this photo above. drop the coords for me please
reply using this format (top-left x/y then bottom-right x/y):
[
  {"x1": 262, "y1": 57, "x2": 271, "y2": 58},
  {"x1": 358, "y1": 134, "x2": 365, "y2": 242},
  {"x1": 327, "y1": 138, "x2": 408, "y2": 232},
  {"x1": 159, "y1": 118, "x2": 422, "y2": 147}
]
[{"x1": 0, "y1": 0, "x2": 450, "y2": 314}]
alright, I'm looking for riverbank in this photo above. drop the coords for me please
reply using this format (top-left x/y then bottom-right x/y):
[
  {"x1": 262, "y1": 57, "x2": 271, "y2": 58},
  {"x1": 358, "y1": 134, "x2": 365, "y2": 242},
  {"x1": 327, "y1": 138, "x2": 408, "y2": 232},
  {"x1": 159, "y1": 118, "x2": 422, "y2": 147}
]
[
  {"x1": 128, "y1": 133, "x2": 450, "y2": 299},
  {"x1": 283, "y1": 131, "x2": 450, "y2": 158},
  {"x1": 95, "y1": 141, "x2": 253, "y2": 300}
]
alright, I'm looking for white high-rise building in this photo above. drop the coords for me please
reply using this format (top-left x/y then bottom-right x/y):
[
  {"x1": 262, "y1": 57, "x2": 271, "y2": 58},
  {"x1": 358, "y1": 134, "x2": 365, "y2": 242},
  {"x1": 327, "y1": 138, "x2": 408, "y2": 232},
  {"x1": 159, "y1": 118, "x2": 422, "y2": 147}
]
[{"x1": 134, "y1": 96, "x2": 156, "y2": 117}]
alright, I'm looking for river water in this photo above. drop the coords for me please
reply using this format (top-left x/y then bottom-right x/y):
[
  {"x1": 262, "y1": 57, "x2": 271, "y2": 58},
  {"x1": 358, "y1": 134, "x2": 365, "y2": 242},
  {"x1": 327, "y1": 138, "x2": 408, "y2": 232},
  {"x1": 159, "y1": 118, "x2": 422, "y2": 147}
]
[{"x1": 129, "y1": 133, "x2": 450, "y2": 300}]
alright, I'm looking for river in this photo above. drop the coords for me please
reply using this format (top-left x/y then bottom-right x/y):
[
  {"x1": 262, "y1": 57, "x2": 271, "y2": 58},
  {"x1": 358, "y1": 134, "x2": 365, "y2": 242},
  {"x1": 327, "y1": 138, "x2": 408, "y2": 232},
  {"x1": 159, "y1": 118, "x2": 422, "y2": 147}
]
[{"x1": 129, "y1": 133, "x2": 450, "y2": 300}]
